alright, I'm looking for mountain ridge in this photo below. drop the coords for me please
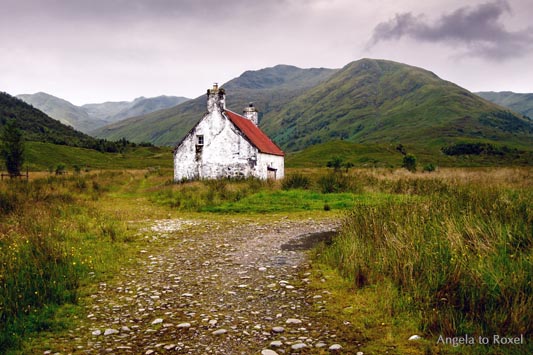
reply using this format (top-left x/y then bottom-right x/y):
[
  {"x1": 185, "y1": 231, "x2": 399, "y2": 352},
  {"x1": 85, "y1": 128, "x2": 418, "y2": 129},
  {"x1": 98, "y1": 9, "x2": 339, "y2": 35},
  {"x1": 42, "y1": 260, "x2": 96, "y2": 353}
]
[{"x1": 17, "y1": 93, "x2": 190, "y2": 133}]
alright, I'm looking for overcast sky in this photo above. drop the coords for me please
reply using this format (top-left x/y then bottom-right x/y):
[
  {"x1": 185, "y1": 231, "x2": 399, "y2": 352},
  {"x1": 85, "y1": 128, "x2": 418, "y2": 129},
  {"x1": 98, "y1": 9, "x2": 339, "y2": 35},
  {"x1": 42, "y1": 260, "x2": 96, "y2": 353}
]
[{"x1": 1, "y1": 0, "x2": 532, "y2": 105}]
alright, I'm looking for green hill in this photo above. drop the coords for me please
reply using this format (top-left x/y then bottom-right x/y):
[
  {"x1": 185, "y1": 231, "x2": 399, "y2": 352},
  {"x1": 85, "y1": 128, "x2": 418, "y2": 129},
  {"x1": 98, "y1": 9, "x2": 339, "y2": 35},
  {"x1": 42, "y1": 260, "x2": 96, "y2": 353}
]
[
  {"x1": 91, "y1": 65, "x2": 337, "y2": 145},
  {"x1": 475, "y1": 91, "x2": 533, "y2": 119},
  {"x1": 263, "y1": 59, "x2": 532, "y2": 152},
  {"x1": 1, "y1": 92, "x2": 105, "y2": 149},
  {"x1": 91, "y1": 59, "x2": 532, "y2": 157}
]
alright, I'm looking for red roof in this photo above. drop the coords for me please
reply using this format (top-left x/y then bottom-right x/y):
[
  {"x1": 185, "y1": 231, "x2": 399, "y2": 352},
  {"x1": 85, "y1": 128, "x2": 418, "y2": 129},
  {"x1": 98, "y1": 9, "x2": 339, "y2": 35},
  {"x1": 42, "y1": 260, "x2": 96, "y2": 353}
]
[{"x1": 224, "y1": 110, "x2": 284, "y2": 156}]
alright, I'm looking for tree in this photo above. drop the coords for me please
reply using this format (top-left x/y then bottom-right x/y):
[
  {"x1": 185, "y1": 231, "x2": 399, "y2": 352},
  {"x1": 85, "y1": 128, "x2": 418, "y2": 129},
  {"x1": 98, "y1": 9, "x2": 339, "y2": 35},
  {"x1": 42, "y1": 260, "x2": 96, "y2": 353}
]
[
  {"x1": 1, "y1": 119, "x2": 25, "y2": 177},
  {"x1": 402, "y1": 154, "x2": 417, "y2": 172}
]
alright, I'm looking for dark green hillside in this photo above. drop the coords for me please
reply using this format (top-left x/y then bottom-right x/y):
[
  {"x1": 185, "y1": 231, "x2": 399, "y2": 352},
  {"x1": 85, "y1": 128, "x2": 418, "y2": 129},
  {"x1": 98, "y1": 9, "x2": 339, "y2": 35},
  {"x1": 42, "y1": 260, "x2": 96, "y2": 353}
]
[
  {"x1": 0, "y1": 92, "x2": 100, "y2": 148},
  {"x1": 476, "y1": 91, "x2": 533, "y2": 118},
  {"x1": 91, "y1": 65, "x2": 337, "y2": 146},
  {"x1": 263, "y1": 59, "x2": 533, "y2": 151},
  {"x1": 0, "y1": 92, "x2": 141, "y2": 154}
]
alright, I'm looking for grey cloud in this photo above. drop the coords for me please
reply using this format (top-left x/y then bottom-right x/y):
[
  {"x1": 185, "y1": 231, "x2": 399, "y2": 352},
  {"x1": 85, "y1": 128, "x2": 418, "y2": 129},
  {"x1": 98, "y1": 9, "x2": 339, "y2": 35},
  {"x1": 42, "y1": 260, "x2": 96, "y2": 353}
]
[{"x1": 368, "y1": 0, "x2": 533, "y2": 60}]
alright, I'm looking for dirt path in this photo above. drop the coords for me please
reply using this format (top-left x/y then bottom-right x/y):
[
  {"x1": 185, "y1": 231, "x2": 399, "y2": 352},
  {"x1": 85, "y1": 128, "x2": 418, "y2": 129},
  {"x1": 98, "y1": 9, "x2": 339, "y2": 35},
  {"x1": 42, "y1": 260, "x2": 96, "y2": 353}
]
[{"x1": 45, "y1": 216, "x2": 362, "y2": 354}]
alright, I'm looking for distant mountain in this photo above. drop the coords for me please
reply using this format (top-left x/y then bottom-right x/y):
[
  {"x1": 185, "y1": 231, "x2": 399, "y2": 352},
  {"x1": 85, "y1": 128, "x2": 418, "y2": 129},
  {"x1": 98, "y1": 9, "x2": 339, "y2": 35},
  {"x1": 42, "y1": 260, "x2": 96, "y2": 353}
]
[
  {"x1": 91, "y1": 65, "x2": 338, "y2": 144},
  {"x1": 83, "y1": 95, "x2": 190, "y2": 124},
  {"x1": 91, "y1": 59, "x2": 533, "y2": 152},
  {"x1": 475, "y1": 91, "x2": 533, "y2": 118},
  {"x1": 17, "y1": 92, "x2": 106, "y2": 133},
  {"x1": 1, "y1": 92, "x2": 103, "y2": 148},
  {"x1": 17, "y1": 93, "x2": 190, "y2": 133}
]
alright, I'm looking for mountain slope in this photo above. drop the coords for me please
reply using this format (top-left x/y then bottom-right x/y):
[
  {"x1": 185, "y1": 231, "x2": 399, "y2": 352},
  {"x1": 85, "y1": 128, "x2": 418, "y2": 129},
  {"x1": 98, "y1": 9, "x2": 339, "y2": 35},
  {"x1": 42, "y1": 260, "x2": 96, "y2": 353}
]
[
  {"x1": 17, "y1": 93, "x2": 190, "y2": 133},
  {"x1": 91, "y1": 59, "x2": 532, "y2": 152},
  {"x1": 262, "y1": 59, "x2": 532, "y2": 151},
  {"x1": 1, "y1": 92, "x2": 103, "y2": 148},
  {"x1": 91, "y1": 65, "x2": 338, "y2": 145},
  {"x1": 83, "y1": 95, "x2": 190, "y2": 125},
  {"x1": 475, "y1": 91, "x2": 533, "y2": 118},
  {"x1": 17, "y1": 92, "x2": 105, "y2": 133}
]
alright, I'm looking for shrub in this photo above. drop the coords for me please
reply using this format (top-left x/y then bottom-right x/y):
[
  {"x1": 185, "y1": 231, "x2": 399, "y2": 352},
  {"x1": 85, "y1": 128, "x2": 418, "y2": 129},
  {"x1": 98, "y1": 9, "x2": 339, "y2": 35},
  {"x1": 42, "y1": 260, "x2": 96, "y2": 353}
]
[
  {"x1": 423, "y1": 163, "x2": 436, "y2": 172},
  {"x1": 402, "y1": 154, "x2": 417, "y2": 172},
  {"x1": 282, "y1": 173, "x2": 311, "y2": 190},
  {"x1": 318, "y1": 172, "x2": 351, "y2": 193}
]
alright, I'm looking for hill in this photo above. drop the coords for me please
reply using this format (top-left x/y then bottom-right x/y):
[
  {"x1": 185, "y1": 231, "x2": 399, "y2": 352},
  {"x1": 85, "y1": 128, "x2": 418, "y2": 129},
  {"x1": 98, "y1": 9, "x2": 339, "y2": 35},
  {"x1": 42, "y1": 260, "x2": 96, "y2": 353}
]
[
  {"x1": 92, "y1": 60, "x2": 532, "y2": 156},
  {"x1": 91, "y1": 65, "x2": 338, "y2": 145},
  {"x1": 82, "y1": 95, "x2": 190, "y2": 125},
  {"x1": 17, "y1": 93, "x2": 189, "y2": 133},
  {"x1": 262, "y1": 59, "x2": 532, "y2": 152},
  {"x1": 17, "y1": 92, "x2": 106, "y2": 133},
  {"x1": 1, "y1": 92, "x2": 105, "y2": 148},
  {"x1": 475, "y1": 91, "x2": 533, "y2": 118}
]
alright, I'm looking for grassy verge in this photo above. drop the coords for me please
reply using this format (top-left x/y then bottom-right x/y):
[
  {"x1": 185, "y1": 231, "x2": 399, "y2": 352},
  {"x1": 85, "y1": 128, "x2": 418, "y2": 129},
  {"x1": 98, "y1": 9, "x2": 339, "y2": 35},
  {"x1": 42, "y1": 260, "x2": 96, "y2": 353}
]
[{"x1": 314, "y1": 168, "x2": 532, "y2": 354}]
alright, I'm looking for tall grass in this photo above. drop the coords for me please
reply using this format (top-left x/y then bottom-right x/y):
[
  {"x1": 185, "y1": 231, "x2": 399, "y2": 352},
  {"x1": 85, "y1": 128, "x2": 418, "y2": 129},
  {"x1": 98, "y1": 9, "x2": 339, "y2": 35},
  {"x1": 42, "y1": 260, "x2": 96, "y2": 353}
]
[
  {"x1": 0, "y1": 172, "x2": 134, "y2": 352},
  {"x1": 321, "y1": 176, "x2": 533, "y2": 341}
]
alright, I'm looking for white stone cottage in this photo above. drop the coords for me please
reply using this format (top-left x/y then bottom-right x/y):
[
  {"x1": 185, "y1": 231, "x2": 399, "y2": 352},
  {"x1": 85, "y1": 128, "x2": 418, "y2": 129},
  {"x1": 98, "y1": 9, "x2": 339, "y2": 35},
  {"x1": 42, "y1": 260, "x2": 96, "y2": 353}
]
[{"x1": 173, "y1": 84, "x2": 285, "y2": 181}]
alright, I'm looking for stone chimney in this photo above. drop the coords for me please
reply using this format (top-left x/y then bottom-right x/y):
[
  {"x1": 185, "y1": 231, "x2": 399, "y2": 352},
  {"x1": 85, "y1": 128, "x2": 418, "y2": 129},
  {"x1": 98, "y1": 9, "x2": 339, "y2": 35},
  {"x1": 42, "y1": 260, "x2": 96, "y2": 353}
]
[
  {"x1": 242, "y1": 102, "x2": 259, "y2": 125},
  {"x1": 206, "y1": 83, "x2": 226, "y2": 113}
]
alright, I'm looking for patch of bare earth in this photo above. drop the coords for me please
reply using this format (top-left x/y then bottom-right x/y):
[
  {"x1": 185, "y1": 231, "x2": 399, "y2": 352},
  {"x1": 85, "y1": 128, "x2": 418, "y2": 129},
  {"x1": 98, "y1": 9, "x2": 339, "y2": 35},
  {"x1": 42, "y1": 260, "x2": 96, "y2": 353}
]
[{"x1": 44, "y1": 216, "x2": 362, "y2": 354}]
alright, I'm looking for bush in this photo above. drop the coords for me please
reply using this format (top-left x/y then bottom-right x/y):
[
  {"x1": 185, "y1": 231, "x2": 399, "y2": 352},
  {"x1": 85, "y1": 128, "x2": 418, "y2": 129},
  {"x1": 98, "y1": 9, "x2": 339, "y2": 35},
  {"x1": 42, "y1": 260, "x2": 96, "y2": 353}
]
[
  {"x1": 318, "y1": 172, "x2": 351, "y2": 193},
  {"x1": 282, "y1": 173, "x2": 311, "y2": 190},
  {"x1": 423, "y1": 163, "x2": 436, "y2": 172},
  {"x1": 402, "y1": 154, "x2": 417, "y2": 172}
]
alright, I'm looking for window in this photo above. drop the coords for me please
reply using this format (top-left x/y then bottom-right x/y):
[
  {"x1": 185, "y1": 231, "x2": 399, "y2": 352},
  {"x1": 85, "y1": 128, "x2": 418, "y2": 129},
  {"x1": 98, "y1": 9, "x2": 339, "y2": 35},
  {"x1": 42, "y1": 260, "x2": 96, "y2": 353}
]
[{"x1": 196, "y1": 135, "x2": 204, "y2": 145}]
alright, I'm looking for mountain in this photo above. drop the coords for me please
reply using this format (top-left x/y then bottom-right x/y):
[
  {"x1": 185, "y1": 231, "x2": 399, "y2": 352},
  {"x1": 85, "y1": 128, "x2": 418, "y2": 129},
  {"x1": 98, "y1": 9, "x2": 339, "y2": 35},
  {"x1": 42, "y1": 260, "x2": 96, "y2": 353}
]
[
  {"x1": 263, "y1": 59, "x2": 532, "y2": 151},
  {"x1": 91, "y1": 59, "x2": 532, "y2": 152},
  {"x1": 17, "y1": 92, "x2": 106, "y2": 133},
  {"x1": 82, "y1": 95, "x2": 190, "y2": 124},
  {"x1": 1, "y1": 92, "x2": 103, "y2": 148},
  {"x1": 17, "y1": 93, "x2": 189, "y2": 133},
  {"x1": 475, "y1": 91, "x2": 533, "y2": 118},
  {"x1": 91, "y1": 65, "x2": 338, "y2": 144}
]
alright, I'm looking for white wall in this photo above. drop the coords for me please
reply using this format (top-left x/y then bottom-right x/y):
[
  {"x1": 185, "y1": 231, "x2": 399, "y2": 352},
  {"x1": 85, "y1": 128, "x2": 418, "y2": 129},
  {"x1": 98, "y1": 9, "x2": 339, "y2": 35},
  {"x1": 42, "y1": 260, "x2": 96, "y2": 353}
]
[
  {"x1": 257, "y1": 153, "x2": 285, "y2": 180},
  {"x1": 174, "y1": 110, "x2": 260, "y2": 181}
]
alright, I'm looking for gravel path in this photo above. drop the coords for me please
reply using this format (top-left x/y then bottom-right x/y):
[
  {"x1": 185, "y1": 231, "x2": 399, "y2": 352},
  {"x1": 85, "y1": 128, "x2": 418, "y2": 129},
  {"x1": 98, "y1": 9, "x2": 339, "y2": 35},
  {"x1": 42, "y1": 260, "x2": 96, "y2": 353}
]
[{"x1": 44, "y1": 216, "x2": 361, "y2": 354}]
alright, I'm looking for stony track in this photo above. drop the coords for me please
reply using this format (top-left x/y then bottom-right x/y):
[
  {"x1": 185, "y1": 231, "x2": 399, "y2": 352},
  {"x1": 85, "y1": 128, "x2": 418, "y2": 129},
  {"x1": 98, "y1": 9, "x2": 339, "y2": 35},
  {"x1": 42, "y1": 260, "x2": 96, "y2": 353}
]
[{"x1": 44, "y1": 216, "x2": 362, "y2": 354}]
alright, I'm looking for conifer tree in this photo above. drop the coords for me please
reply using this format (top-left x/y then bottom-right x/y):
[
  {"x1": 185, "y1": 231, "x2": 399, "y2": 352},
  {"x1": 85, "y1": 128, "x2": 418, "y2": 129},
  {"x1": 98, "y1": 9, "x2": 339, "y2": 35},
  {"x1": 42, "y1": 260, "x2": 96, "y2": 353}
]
[{"x1": 1, "y1": 119, "x2": 25, "y2": 177}]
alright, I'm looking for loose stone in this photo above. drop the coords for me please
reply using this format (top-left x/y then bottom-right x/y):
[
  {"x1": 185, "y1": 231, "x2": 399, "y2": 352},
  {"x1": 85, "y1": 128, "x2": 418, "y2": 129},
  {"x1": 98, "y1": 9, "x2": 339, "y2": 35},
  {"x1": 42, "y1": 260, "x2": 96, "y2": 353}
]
[
  {"x1": 103, "y1": 329, "x2": 118, "y2": 336},
  {"x1": 151, "y1": 318, "x2": 163, "y2": 325},
  {"x1": 329, "y1": 344, "x2": 343, "y2": 350},
  {"x1": 91, "y1": 330, "x2": 101, "y2": 336},
  {"x1": 272, "y1": 326, "x2": 285, "y2": 333},
  {"x1": 291, "y1": 343, "x2": 307, "y2": 350},
  {"x1": 270, "y1": 340, "x2": 283, "y2": 347},
  {"x1": 286, "y1": 318, "x2": 302, "y2": 324},
  {"x1": 212, "y1": 329, "x2": 228, "y2": 335},
  {"x1": 261, "y1": 350, "x2": 279, "y2": 355},
  {"x1": 177, "y1": 322, "x2": 191, "y2": 328}
]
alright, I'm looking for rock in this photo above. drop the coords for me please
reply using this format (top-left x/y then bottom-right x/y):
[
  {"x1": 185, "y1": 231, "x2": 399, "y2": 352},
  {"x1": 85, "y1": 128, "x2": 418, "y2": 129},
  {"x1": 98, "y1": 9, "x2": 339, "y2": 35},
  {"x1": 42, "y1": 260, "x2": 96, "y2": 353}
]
[
  {"x1": 145, "y1": 350, "x2": 155, "y2": 355},
  {"x1": 103, "y1": 328, "x2": 118, "y2": 336},
  {"x1": 329, "y1": 344, "x2": 343, "y2": 350},
  {"x1": 409, "y1": 335, "x2": 422, "y2": 341},
  {"x1": 177, "y1": 322, "x2": 191, "y2": 328},
  {"x1": 272, "y1": 326, "x2": 285, "y2": 333},
  {"x1": 291, "y1": 343, "x2": 307, "y2": 350},
  {"x1": 212, "y1": 329, "x2": 228, "y2": 335},
  {"x1": 181, "y1": 293, "x2": 193, "y2": 297},
  {"x1": 258, "y1": 267, "x2": 267, "y2": 272},
  {"x1": 261, "y1": 350, "x2": 278, "y2": 355},
  {"x1": 91, "y1": 330, "x2": 101, "y2": 336},
  {"x1": 357, "y1": 352, "x2": 364, "y2": 355},
  {"x1": 270, "y1": 340, "x2": 283, "y2": 347},
  {"x1": 151, "y1": 318, "x2": 163, "y2": 325},
  {"x1": 315, "y1": 342, "x2": 327, "y2": 347},
  {"x1": 286, "y1": 318, "x2": 302, "y2": 324}
]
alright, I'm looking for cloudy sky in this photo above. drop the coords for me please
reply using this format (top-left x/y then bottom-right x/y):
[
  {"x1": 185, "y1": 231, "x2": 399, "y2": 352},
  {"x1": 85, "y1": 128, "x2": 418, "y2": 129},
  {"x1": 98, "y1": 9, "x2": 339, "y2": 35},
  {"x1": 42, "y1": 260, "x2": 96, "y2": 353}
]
[{"x1": 1, "y1": 0, "x2": 532, "y2": 105}]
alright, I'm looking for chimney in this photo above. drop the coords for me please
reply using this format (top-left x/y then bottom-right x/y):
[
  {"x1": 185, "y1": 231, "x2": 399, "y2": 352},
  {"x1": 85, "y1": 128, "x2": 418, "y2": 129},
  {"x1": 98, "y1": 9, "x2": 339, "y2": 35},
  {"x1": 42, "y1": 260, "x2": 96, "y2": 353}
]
[
  {"x1": 206, "y1": 83, "x2": 226, "y2": 113},
  {"x1": 242, "y1": 102, "x2": 259, "y2": 125}
]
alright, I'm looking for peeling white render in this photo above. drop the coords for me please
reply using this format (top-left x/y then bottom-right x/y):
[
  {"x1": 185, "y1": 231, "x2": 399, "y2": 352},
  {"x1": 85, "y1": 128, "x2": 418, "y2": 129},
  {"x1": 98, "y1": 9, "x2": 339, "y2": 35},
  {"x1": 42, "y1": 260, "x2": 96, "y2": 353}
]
[{"x1": 173, "y1": 84, "x2": 284, "y2": 181}]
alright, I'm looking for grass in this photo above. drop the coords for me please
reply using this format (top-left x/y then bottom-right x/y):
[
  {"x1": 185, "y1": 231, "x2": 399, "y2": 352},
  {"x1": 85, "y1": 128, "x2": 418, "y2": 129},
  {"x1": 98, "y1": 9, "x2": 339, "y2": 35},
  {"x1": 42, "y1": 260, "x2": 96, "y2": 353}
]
[
  {"x1": 0, "y1": 166, "x2": 531, "y2": 354},
  {"x1": 315, "y1": 167, "x2": 533, "y2": 354}
]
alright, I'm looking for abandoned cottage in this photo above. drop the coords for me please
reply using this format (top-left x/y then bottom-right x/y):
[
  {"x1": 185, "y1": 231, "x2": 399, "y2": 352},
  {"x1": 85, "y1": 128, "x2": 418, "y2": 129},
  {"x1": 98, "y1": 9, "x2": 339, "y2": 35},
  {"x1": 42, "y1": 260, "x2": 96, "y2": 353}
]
[{"x1": 173, "y1": 84, "x2": 285, "y2": 181}]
